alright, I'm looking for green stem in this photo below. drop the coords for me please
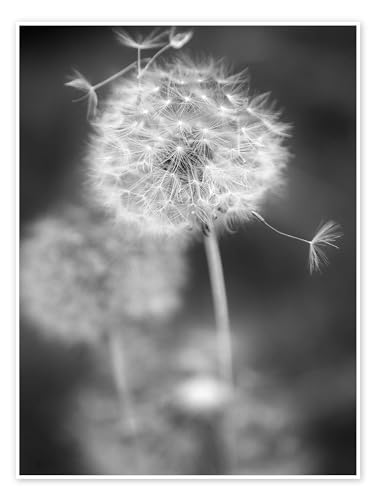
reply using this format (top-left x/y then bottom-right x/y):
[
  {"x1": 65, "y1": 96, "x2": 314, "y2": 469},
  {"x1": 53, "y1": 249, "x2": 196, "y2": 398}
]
[{"x1": 203, "y1": 225, "x2": 233, "y2": 384}]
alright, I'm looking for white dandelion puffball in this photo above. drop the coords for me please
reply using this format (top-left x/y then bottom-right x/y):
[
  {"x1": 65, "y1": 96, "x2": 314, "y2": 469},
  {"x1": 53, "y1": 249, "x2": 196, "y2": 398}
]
[
  {"x1": 20, "y1": 205, "x2": 187, "y2": 343},
  {"x1": 88, "y1": 57, "x2": 290, "y2": 235}
]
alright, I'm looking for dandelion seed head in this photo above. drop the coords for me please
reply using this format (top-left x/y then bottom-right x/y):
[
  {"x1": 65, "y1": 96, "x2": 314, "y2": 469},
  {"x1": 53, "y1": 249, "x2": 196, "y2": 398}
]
[
  {"x1": 88, "y1": 56, "x2": 291, "y2": 235},
  {"x1": 20, "y1": 204, "x2": 187, "y2": 344}
]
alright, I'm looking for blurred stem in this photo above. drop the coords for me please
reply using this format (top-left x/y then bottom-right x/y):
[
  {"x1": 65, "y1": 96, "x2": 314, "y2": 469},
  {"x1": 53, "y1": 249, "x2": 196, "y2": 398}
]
[
  {"x1": 137, "y1": 48, "x2": 141, "y2": 76},
  {"x1": 203, "y1": 225, "x2": 233, "y2": 385},
  {"x1": 193, "y1": 416, "x2": 228, "y2": 474},
  {"x1": 107, "y1": 331, "x2": 141, "y2": 472}
]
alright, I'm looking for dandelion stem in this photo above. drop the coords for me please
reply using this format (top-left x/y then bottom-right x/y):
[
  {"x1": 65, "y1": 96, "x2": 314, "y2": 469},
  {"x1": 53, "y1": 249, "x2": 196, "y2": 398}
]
[
  {"x1": 203, "y1": 225, "x2": 233, "y2": 385},
  {"x1": 107, "y1": 331, "x2": 141, "y2": 472}
]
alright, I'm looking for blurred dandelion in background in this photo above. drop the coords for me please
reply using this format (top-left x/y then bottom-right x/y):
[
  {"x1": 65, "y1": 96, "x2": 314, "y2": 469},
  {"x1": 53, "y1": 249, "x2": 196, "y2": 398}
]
[
  {"x1": 20, "y1": 201, "x2": 188, "y2": 464},
  {"x1": 20, "y1": 203, "x2": 187, "y2": 342}
]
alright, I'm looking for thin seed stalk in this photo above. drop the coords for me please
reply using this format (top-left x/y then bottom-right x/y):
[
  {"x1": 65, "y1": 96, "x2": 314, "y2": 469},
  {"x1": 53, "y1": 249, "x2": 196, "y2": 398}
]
[{"x1": 203, "y1": 225, "x2": 233, "y2": 384}]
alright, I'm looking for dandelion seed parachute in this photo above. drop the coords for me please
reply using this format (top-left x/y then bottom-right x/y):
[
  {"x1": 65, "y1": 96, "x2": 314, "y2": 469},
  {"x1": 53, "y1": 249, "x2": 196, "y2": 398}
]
[
  {"x1": 65, "y1": 70, "x2": 98, "y2": 119},
  {"x1": 308, "y1": 220, "x2": 343, "y2": 274},
  {"x1": 87, "y1": 56, "x2": 291, "y2": 236},
  {"x1": 20, "y1": 204, "x2": 187, "y2": 344},
  {"x1": 252, "y1": 210, "x2": 342, "y2": 274},
  {"x1": 114, "y1": 27, "x2": 170, "y2": 50},
  {"x1": 168, "y1": 27, "x2": 194, "y2": 49}
]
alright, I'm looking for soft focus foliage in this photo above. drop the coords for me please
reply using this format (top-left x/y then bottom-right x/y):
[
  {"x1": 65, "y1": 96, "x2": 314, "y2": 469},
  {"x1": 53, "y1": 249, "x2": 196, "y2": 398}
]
[
  {"x1": 20, "y1": 204, "x2": 187, "y2": 343},
  {"x1": 67, "y1": 327, "x2": 310, "y2": 474},
  {"x1": 88, "y1": 56, "x2": 290, "y2": 236}
]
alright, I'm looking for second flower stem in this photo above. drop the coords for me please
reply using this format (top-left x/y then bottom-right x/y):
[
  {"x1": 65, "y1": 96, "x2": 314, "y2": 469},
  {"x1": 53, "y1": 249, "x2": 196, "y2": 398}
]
[
  {"x1": 107, "y1": 331, "x2": 141, "y2": 472},
  {"x1": 203, "y1": 225, "x2": 233, "y2": 385}
]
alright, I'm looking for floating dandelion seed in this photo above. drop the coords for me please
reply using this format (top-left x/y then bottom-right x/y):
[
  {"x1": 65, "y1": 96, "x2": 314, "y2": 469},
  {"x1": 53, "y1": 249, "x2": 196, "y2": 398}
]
[
  {"x1": 168, "y1": 27, "x2": 194, "y2": 49},
  {"x1": 20, "y1": 204, "x2": 187, "y2": 344},
  {"x1": 66, "y1": 27, "x2": 193, "y2": 118},
  {"x1": 252, "y1": 211, "x2": 342, "y2": 274},
  {"x1": 114, "y1": 27, "x2": 170, "y2": 50},
  {"x1": 308, "y1": 220, "x2": 343, "y2": 274},
  {"x1": 65, "y1": 70, "x2": 98, "y2": 119}
]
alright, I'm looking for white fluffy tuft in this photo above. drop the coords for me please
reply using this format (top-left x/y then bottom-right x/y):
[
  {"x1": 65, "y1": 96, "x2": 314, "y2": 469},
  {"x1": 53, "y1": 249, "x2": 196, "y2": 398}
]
[
  {"x1": 309, "y1": 221, "x2": 343, "y2": 274},
  {"x1": 87, "y1": 57, "x2": 291, "y2": 236}
]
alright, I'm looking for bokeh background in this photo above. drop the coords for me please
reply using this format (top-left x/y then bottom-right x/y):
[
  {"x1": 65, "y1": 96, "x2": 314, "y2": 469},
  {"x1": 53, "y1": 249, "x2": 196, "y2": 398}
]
[{"x1": 19, "y1": 25, "x2": 356, "y2": 475}]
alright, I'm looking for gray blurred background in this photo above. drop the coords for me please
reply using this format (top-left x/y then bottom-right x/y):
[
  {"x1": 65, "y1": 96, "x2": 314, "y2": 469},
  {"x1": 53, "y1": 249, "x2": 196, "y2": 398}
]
[{"x1": 19, "y1": 25, "x2": 356, "y2": 475}]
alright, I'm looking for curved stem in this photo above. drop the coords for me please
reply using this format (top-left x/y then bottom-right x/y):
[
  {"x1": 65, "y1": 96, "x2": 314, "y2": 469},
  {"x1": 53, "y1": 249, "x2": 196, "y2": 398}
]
[
  {"x1": 203, "y1": 225, "x2": 233, "y2": 384},
  {"x1": 138, "y1": 43, "x2": 171, "y2": 77},
  {"x1": 93, "y1": 58, "x2": 149, "y2": 91},
  {"x1": 252, "y1": 211, "x2": 310, "y2": 245}
]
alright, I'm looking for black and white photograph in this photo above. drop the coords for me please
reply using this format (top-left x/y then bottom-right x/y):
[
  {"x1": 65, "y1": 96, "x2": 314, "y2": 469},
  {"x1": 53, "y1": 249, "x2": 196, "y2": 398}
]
[{"x1": 19, "y1": 24, "x2": 357, "y2": 477}]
